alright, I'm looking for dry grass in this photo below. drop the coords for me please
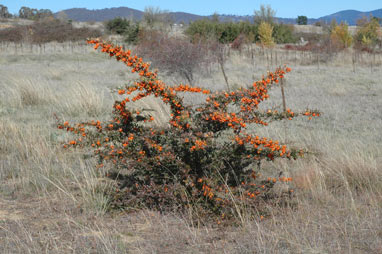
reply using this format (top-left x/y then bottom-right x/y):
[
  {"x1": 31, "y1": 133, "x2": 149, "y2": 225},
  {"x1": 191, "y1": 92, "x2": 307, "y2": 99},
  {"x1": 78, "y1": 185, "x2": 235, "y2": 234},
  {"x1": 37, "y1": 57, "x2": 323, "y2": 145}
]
[
  {"x1": 293, "y1": 24, "x2": 382, "y2": 36},
  {"x1": 0, "y1": 42, "x2": 381, "y2": 253},
  {"x1": 0, "y1": 18, "x2": 34, "y2": 28}
]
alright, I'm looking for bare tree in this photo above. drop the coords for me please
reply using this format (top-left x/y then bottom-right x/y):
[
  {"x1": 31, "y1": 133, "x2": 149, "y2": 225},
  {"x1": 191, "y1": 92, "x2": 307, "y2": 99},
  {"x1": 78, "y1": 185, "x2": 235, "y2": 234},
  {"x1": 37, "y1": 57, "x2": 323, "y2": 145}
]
[
  {"x1": 254, "y1": 5, "x2": 275, "y2": 25},
  {"x1": 136, "y1": 31, "x2": 208, "y2": 85},
  {"x1": 208, "y1": 40, "x2": 230, "y2": 90},
  {"x1": 143, "y1": 6, "x2": 173, "y2": 28}
]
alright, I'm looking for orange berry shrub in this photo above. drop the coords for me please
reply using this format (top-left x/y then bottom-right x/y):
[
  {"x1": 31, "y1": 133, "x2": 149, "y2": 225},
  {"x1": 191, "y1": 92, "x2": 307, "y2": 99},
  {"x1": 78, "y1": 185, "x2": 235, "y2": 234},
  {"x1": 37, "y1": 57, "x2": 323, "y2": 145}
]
[{"x1": 58, "y1": 39, "x2": 320, "y2": 220}]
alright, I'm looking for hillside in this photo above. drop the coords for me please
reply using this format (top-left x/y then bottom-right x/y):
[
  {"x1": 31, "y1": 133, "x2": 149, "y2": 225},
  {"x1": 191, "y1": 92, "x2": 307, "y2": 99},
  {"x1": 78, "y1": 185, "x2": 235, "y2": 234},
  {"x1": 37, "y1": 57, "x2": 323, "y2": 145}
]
[
  {"x1": 57, "y1": 7, "x2": 204, "y2": 23},
  {"x1": 318, "y1": 9, "x2": 382, "y2": 25},
  {"x1": 56, "y1": 7, "x2": 382, "y2": 25}
]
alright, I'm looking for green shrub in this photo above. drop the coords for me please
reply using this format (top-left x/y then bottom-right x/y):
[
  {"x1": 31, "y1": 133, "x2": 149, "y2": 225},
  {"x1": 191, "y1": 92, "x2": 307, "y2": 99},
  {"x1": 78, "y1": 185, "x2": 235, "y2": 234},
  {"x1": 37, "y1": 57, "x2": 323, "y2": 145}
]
[
  {"x1": 106, "y1": 17, "x2": 131, "y2": 35},
  {"x1": 273, "y1": 23, "x2": 297, "y2": 44},
  {"x1": 124, "y1": 23, "x2": 141, "y2": 44},
  {"x1": 186, "y1": 19, "x2": 222, "y2": 42},
  {"x1": 105, "y1": 17, "x2": 141, "y2": 44},
  {"x1": 186, "y1": 19, "x2": 257, "y2": 43},
  {"x1": 186, "y1": 18, "x2": 295, "y2": 45}
]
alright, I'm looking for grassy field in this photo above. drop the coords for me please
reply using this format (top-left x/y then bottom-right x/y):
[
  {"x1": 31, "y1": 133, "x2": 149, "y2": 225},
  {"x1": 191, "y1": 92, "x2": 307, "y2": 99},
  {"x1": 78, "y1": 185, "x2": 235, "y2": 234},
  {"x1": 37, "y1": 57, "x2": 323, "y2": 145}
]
[{"x1": 0, "y1": 42, "x2": 381, "y2": 253}]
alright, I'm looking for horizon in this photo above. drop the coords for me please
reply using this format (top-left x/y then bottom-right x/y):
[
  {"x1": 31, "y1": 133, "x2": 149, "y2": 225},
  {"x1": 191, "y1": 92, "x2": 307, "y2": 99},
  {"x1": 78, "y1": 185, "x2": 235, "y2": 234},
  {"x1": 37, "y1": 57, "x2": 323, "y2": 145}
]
[{"x1": 1, "y1": 1, "x2": 381, "y2": 19}]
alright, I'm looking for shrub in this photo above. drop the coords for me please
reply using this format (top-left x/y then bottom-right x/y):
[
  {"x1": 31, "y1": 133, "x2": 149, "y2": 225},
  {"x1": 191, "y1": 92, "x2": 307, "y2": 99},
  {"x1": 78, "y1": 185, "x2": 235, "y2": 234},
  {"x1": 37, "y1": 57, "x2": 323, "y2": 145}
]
[
  {"x1": 330, "y1": 22, "x2": 352, "y2": 49},
  {"x1": 354, "y1": 17, "x2": 381, "y2": 50},
  {"x1": 231, "y1": 33, "x2": 248, "y2": 51},
  {"x1": 58, "y1": 39, "x2": 320, "y2": 221},
  {"x1": 258, "y1": 22, "x2": 274, "y2": 47},
  {"x1": 0, "y1": 19, "x2": 102, "y2": 43},
  {"x1": 135, "y1": 30, "x2": 208, "y2": 85},
  {"x1": 124, "y1": 23, "x2": 141, "y2": 44},
  {"x1": 0, "y1": 27, "x2": 23, "y2": 42},
  {"x1": 185, "y1": 19, "x2": 217, "y2": 41},
  {"x1": 105, "y1": 17, "x2": 141, "y2": 44},
  {"x1": 273, "y1": 23, "x2": 297, "y2": 44},
  {"x1": 186, "y1": 19, "x2": 257, "y2": 44},
  {"x1": 186, "y1": 17, "x2": 295, "y2": 45},
  {"x1": 105, "y1": 17, "x2": 132, "y2": 35},
  {"x1": 31, "y1": 19, "x2": 102, "y2": 43},
  {"x1": 218, "y1": 22, "x2": 241, "y2": 43}
]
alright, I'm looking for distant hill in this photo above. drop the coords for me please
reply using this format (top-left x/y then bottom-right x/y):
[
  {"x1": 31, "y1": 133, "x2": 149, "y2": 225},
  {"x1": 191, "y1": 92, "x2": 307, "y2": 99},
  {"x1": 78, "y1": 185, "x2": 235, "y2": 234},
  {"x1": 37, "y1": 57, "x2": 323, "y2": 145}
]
[
  {"x1": 56, "y1": 7, "x2": 382, "y2": 25},
  {"x1": 56, "y1": 7, "x2": 205, "y2": 23},
  {"x1": 57, "y1": 7, "x2": 143, "y2": 22},
  {"x1": 169, "y1": 12, "x2": 204, "y2": 23},
  {"x1": 57, "y1": 7, "x2": 295, "y2": 24},
  {"x1": 316, "y1": 9, "x2": 382, "y2": 25}
]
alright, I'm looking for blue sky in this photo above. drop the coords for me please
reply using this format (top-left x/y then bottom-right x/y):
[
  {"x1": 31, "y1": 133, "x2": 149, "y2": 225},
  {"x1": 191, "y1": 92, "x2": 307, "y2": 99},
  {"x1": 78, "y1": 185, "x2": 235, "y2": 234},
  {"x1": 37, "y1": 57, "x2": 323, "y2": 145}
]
[{"x1": 1, "y1": 0, "x2": 381, "y2": 18}]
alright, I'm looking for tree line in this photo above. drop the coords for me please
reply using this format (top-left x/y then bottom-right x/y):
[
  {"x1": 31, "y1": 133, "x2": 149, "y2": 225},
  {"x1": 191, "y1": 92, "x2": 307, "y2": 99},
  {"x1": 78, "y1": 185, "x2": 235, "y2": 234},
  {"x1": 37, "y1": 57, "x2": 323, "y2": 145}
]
[{"x1": 0, "y1": 5, "x2": 54, "y2": 20}]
